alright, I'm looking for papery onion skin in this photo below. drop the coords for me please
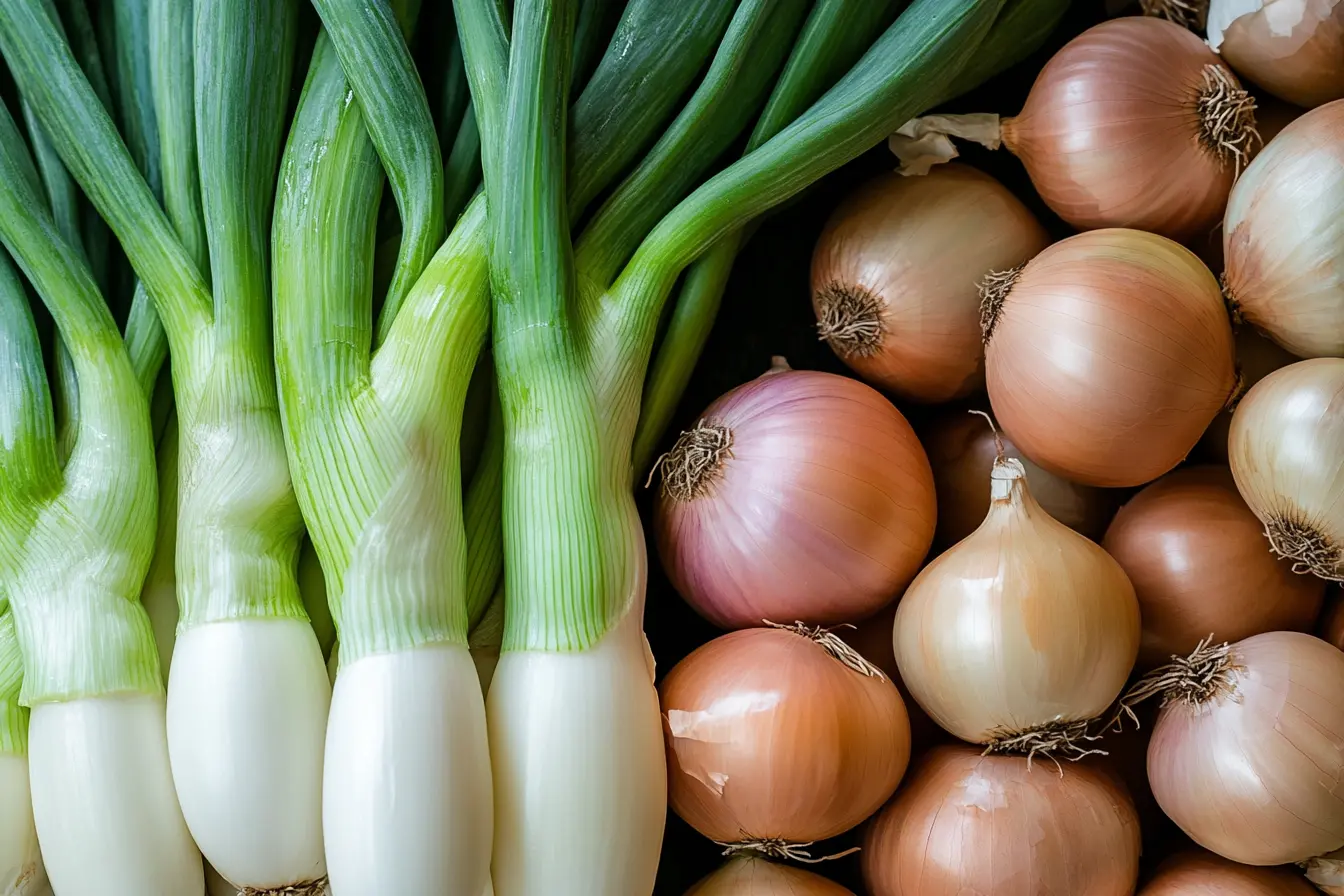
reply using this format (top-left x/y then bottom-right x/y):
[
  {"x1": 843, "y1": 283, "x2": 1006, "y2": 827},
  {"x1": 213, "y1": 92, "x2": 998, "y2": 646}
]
[
  {"x1": 685, "y1": 858, "x2": 855, "y2": 896},
  {"x1": 862, "y1": 745, "x2": 1141, "y2": 896},
  {"x1": 661, "y1": 627, "x2": 911, "y2": 844},
  {"x1": 986, "y1": 228, "x2": 1238, "y2": 488},
  {"x1": 1103, "y1": 465, "x2": 1324, "y2": 669},
  {"x1": 1148, "y1": 631, "x2": 1344, "y2": 865},
  {"x1": 1209, "y1": 0, "x2": 1344, "y2": 109},
  {"x1": 1198, "y1": 328, "x2": 1300, "y2": 462},
  {"x1": 1229, "y1": 358, "x2": 1344, "y2": 580},
  {"x1": 1319, "y1": 590, "x2": 1344, "y2": 650},
  {"x1": 810, "y1": 165, "x2": 1049, "y2": 404},
  {"x1": 1223, "y1": 100, "x2": 1344, "y2": 357},
  {"x1": 654, "y1": 368, "x2": 936, "y2": 629},
  {"x1": 1139, "y1": 849, "x2": 1318, "y2": 895},
  {"x1": 893, "y1": 458, "x2": 1140, "y2": 746},
  {"x1": 922, "y1": 408, "x2": 1117, "y2": 550},
  {"x1": 1001, "y1": 17, "x2": 1251, "y2": 242}
]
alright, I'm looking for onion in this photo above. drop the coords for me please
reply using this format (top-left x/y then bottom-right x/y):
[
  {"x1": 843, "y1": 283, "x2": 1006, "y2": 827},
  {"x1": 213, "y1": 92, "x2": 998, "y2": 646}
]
[
  {"x1": 892, "y1": 453, "x2": 1140, "y2": 756},
  {"x1": 1102, "y1": 465, "x2": 1324, "y2": 669},
  {"x1": 1208, "y1": 0, "x2": 1344, "y2": 108},
  {"x1": 1139, "y1": 849, "x2": 1318, "y2": 895},
  {"x1": 838, "y1": 603, "x2": 944, "y2": 754},
  {"x1": 984, "y1": 228, "x2": 1238, "y2": 488},
  {"x1": 809, "y1": 165, "x2": 1049, "y2": 404},
  {"x1": 888, "y1": 18, "x2": 1258, "y2": 242},
  {"x1": 1198, "y1": 328, "x2": 1300, "y2": 462},
  {"x1": 660, "y1": 625, "x2": 910, "y2": 849},
  {"x1": 1229, "y1": 358, "x2": 1344, "y2": 580},
  {"x1": 921, "y1": 408, "x2": 1117, "y2": 550},
  {"x1": 1319, "y1": 590, "x2": 1344, "y2": 649},
  {"x1": 685, "y1": 858, "x2": 855, "y2": 896},
  {"x1": 861, "y1": 745, "x2": 1141, "y2": 896},
  {"x1": 1131, "y1": 631, "x2": 1344, "y2": 871},
  {"x1": 653, "y1": 360, "x2": 936, "y2": 629},
  {"x1": 1222, "y1": 100, "x2": 1344, "y2": 357}
]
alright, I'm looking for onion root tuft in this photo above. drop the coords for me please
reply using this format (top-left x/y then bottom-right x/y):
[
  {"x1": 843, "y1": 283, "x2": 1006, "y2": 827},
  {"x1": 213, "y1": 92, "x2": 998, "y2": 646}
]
[
  {"x1": 241, "y1": 879, "x2": 330, "y2": 896},
  {"x1": 1264, "y1": 515, "x2": 1344, "y2": 581},
  {"x1": 814, "y1": 281, "x2": 885, "y2": 358},
  {"x1": 977, "y1": 265, "x2": 1023, "y2": 343},
  {"x1": 765, "y1": 620, "x2": 887, "y2": 680},
  {"x1": 651, "y1": 421, "x2": 734, "y2": 502},
  {"x1": 1138, "y1": 0, "x2": 1208, "y2": 31},
  {"x1": 984, "y1": 718, "x2": 1108, "y2": 771},
  {"x1": 1120, "y1": 636, "x2": 1239, "y2": 712},
  {"x1": 714, "y1": 838, "x2": 860, "y2": 864},
  {"x1": 1196, "y1": 65, "x2": 1260, "y2": 175}
]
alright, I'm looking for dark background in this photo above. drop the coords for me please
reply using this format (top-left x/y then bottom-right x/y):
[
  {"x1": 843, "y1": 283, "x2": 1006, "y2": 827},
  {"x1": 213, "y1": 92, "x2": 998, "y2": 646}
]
[{"x1": 637, "y1": 1, "x2": 1129, "y2": 892}]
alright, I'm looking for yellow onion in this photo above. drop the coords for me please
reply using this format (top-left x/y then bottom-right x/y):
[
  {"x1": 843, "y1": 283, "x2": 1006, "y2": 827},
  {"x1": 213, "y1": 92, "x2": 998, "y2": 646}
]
[
  {"x1": 661, "y1": 626, "x2": 910, "y2": 847},
  {"x1": 1222, "y1": 100, "x2": 1344, "y2": 357},
  {"x1": 892, "y1": 454, "x2": 1140, "y2": 755},
  {"x1": 1139, "y1": 849, "x2": 1318, "y2": 895},
  {"x1": 809, "y1": 165, "x2": 1049, "y2": 403},
  {"x1": 685, "y1": 858, "x2": 854, "y2": 896},
  {"x1": 1208, "y1": 0, "x2": 1344, "y2": 108},
  {"x1": 888, "y1": 18, "x2": 1258, "y2": 242},
  {"x1": 862, "y1": 745, "x2": 1141, "y2": 896},
  {"x1": 1229, "y1": 358, "x2": 1344, "y2": 580},
  {"x1": 1136, "y1": 632, "x2": 1344, "y2": 870},
  {"x1": 921, "y1": 408, "x2": 1117, "y2": 550},
  {"x1": 1198, "y1": 328, "x2": 1300, "y2": 462},
  {"x1": 1320, "y1": 590, "x2": 1344, "y2": 649},
  {"x1": 985, "y1": 228, "x2": 1238, "y2": 487},
  {"x1": 654, "y1": 361, "x2": 935, "y2": 629},
  {"x1": 1103, "y1": 465, "x2": 1324, "y2": 669}
]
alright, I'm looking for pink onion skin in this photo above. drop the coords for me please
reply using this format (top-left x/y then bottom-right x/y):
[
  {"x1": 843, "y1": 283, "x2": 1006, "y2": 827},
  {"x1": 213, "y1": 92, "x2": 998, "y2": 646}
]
[
  {"x1": 1102, "y1": 466, "x2": 1324, "y2": 669},
  {"x1": 685, "y1": 858, "x2": 855, "y2": 896},
  {"x1": 654, "y1": 368, "x2": 936, "y2": 629},
  {"x1": 986, "y1": 228, "x2": 1237, "y2": 488},
  {"x1": 809, "y1": 165, "x2": 1049, "y2": 404},
  {"x1": 1139, "y1": 849, "x2": 1317, "y2": 895},
  {"x1": 1148, "y1": 631, "x2": 1344, "y2": 866},
  {"x1": 661, "y1": 627, "x2": 911, "y2": 844},
  {"x1": 862, "y1": 745, "x2": 1141, "y2": 896}
]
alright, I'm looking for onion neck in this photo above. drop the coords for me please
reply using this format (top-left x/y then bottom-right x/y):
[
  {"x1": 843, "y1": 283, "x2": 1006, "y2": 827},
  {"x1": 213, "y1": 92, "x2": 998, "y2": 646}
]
[{"x1": 989, "y1": 457, "x2": 1028, "y2": 503}]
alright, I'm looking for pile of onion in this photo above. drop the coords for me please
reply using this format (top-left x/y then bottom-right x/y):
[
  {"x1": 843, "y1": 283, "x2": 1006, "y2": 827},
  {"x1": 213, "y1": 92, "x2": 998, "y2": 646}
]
[
  {"x1": 1222, "y1": 100, "x2": 1344, "y2": 358},
  {"x1": 1207, "y1": 0, "x2": 1344, "y2": 108},
  {"x1": 983, "y1": 228, "x2": 1238, "y2": 487},
  {"x1": 809, "y1": 165, "x2": 1049, "y2": 404},
  {"x1": 862, "y1": 745, "x2": 1141, "y2": 896},
  {"x1": 653, "y1": 359, "x2": 936, "y2": 629},
  {"x1": 1127, "y1": 631, "x2": 1344, "y2": 880},
  {"x1": 921, "y1": 408, "x2": 1116, "y2": 549},
  {"x1": 1197, "y1": 328, "x2": 1299, "y2": 462},
  {"x1": 888, "y1": 17, "x2": 1258, "y2": 242},
  {"x1": 1138, "y1": 849, "x2": 1317, "y2": 895},
  {"x1": 661, "y1": 625, "x2": 910, "y2": 851},
  {"x1": 1102, "y1": 465, "x2": 1324, "y2": 669},
  {"x1": 892, "y1": 451, "x2": 1140, "y2": 757},
  {"x1": 1229, "y1": 358, "x2": 1344, "y2": 580},
  {"x1": 685, "y1": 858, "x2": 854, "y2": 896}
]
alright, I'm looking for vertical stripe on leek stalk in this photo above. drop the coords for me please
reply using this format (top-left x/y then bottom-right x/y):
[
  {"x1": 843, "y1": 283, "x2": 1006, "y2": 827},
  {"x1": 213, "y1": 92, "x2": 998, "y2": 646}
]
[
  {"x1": 0, "y1": 2, "x2": 334, "y2": 892},
  {"x1": 0, "y1": 101, "x2": 202, "y2": 895},
  {"x1": 0, "y1": 601, "x2": 44, "y2": 892},
  {"x1": 275, "y1": 5, "x2": 494, "y2": 888}
]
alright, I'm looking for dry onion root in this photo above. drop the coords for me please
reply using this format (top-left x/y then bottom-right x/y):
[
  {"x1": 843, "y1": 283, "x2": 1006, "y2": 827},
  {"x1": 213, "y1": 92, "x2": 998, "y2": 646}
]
[
  {"x1": 892, "y1": 449, "x2": 1140, "y2": 763},
  {"x1": 809, "y1": 165, "x2": 1049, "y2": 404},
  {"x1": 661, "y1": 625, "x2": 911, "y2": 853},
  {"x1": 862, "y1": 745, "x2": 1142, "y2": 896},
  {"x1": 1229, "y1": 358, "x2": 1344, "y2": 581},
  {"x1": 1208, "y1": 0, "x2": 1344, "y2": 108},
  {"x1": 1139, "y1": 0, "x2": 1210, "y2": 31},
  {"x1": 888, "y1": 18, "x2": 1258, "y2": 242},
  {"x1": 1120, "y1": 632, "x2": 1344, "y2": 874}
]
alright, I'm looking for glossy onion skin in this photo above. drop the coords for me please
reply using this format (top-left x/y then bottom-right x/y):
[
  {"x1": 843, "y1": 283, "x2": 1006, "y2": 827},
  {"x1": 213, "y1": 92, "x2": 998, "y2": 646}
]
[
  {"x1": 1229, "y1": 359, "x2": 1344, "y2": 559},
  {"x1": 1212, "y1": 0, "x2": 1344, "y2": 108},
  {"x1": 685, "y1": 858, "x2": 855, "y2": 895},
  {"x1": 661, "y1": 628, "x2": 911, "y2": 844},
  {"x1": 986, "y1": 229, "x2": 1237, "y2": 487},
  {"x1": 1001, "y1": 18, "x2": 1240, "y2": 242},
  {"x1": 810, "y1": 165, "x2": 1049, "y2": 403},
  {"x1": 1198, "y1": 329, "x2": 1300, "y2": 462},
  {"x1": 1139, "y1": 849, "x2": 1318, "y2": 895},
  {"x1": 1223, "y1": 101, "x2": 1344, "y2": 358},
  {"x1": 1103, "y1": 466, "x2": 1324, "y2": 669},
  {"x1": 655, "y1": 369, "x2": 936, "y2": 629},
  {"x1": 892, "y1": 461, "x2": 1140, "y2": 744},
  {"x1": 1148, "y1": 631, "x2": 1344, "y2": 865},
  {"x1": 921, "y1": 408, "x2": 1116, "y2": 550},
  {"x1": 862, "y1": 745, "x2": 1141, "y2": 896}
]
